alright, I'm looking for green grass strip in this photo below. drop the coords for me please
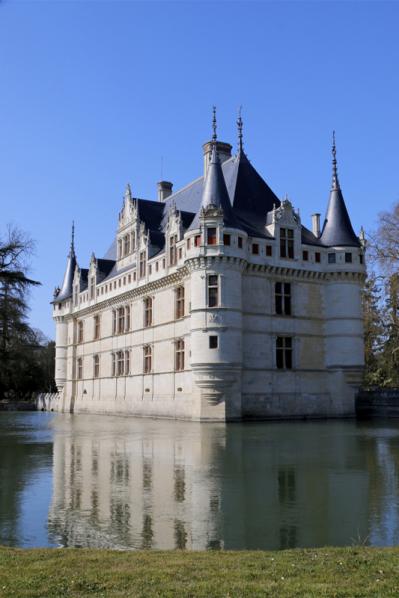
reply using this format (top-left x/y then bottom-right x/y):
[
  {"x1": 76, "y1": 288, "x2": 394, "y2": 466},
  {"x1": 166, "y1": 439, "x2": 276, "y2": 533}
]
[{"x1": 1, "y1": 546, "x2": 399, "y2": 597}]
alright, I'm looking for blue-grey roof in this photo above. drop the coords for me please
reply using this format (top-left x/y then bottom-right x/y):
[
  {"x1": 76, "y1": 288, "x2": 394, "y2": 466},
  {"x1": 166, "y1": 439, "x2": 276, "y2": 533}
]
[
  {"x1": 320, "y1": 187, "x2": 359, "y2": 247},
  {"x1": 53, "y1": 248, "x2": 76, "y2": 303}
]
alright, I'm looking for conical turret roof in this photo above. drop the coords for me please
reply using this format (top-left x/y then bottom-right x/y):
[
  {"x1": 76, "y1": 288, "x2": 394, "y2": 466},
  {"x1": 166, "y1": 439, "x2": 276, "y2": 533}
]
[
  {"x1": 189, "y1": 144, "x2": 237, "y2": 230},
  {"x1": 320, "y1": 134, "x2": 359, "y2": 247},
  {"x1": 54, "y1": 225, "x2": 77, "y2": 302}
]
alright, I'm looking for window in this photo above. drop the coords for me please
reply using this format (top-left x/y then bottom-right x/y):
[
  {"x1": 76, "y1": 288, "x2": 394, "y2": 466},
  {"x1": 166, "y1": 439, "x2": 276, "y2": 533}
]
[
  {"x1": 144, "y1": 297, "x2": 153, "y2": 327},
  {"x1": 124, "y1": 234, "x2": 130, "y2": 256},
  {"x1": 252, "y1": 243, "x2": 259, "y2": 255},
  {"x1": 93, "y1": 315, "x2": 100, "y2": 340},
  {"x1": 73, "y1": 285, "x2": 79, "y2": 307},
  {"x1": 176, "y1": 286, "x2": 185, "y2": 319},
  {"x1": 77, "y1": 357, "x2": 83, "y2": 380},
  {"x1": 169, "y1": 234, "x2": 178, "y2": 266},
  {"x1": 125, "y1": 305, "x2": 130, "y2": 331},
  {"x1": 207, "y1": 227, "x2": 217, "y2": 245},
  {"x1": 144, "y1": 345, "x2": 152, "y2": 374},
  {"x1": 360, "y1": 254, "x2": 364, "y2": 265},
  {"x1": 149, "y1": 265, "x2": 152, "y2": 275},
  {"x1": 131, "y1": 231, "x2": 136, "y2": 251},
  {"x1": 207, "y1": 275, "x2": 219, "y2": 307},
  {"x1": 118, "y1": 307, "x2": 125, "y2": 334},
  {"x1": 280, "y1": 228, "x2": 294, "y2": 259},
  {"x1": 77, "y1": 320, "x2": 84, "y2": 343},
  {"x1": 209, "y1": 335, "x2": 218, "y2": 349},
  {"x1": 112, "y1": 310, "x2": 117, "y2": 335},
  {"x1": 194, "y1": 235, "x2": 201, "y2": 247},
  {"x1": 117, "y1": 351, "x2": 124, "y2": 376},
  {"x1": 139, "y1": 251, "x2": 146, "y2": 278},
  {"x1": 175, "y1": 339, "x2": 185, "y2": 371},
  {"x1": 276, "y1": 337, "x2": 293, "y2": 369},
  {"x1": 178, "y1": 247, "x2": 183, "y2": 260},
  {"x1": 315, "y1": 252, "x2": 321, "y2": 263},
  {"x1": 302, "y1": 250, "x2": 309, "y2": 261},
  {"x1": 328, "y1": 253, "x2": 336, "y2": 264},
  {"x1": 111, "y1": 353, "x2": 116, "y2": 377},
  {"x1": 93, "y1": 354, "x2": 100, "y2": 378},
  {"x1": 90, "y1": 277, "x2": 95, "y2": 300},
  {"x1": 187, "y1": 238, "x2": 191, "y2": 250},
  {"x1": 125, "y1": 350, "x2": 130, "y2": 375},
  {"x1": 223, "y1": 233, "x2": 231, "y2": 246},
  {"x1": 118, "y1": 239, "x2": 122, "y2": 259},
  {"x1": 275, "y1": 282, "x2": 291, "y2": 316},
  {"x1": 266, "y1": 245, "x2": 272, "y2": 257},
  {"x1": 155, "y1": 262, "x2": 158, "y2": 272},
  {"x1": 238, "y1": 237, "x2": 243, "y2": 248},
  {"x1": 345, "y1": 252, "x2": 352, "y2": 263}
]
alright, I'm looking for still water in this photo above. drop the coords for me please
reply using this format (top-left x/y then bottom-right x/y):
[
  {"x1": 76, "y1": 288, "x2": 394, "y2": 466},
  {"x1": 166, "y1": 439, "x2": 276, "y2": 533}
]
[{"x1": 1, "y1": 412, "x2": 399, "y2": 550}]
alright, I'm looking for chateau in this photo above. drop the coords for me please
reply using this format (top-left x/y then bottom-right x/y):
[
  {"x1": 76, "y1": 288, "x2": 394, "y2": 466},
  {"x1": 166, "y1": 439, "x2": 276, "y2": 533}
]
[{"x1": 52, "y1": 114, "x2": 365, "y2": 421}]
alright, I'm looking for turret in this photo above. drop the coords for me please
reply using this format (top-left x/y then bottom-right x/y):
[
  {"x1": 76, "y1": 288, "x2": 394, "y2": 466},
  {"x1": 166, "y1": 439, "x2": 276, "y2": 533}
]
[
  {"x1": 187, "y1": 110, "x2": 244, "y2": 420},
  {"x1": 321, "y1": 133, "x2": 365, "y2": 413},
  {"x1": 53, "y1": 224, "x2": 76, "y2": 392}
]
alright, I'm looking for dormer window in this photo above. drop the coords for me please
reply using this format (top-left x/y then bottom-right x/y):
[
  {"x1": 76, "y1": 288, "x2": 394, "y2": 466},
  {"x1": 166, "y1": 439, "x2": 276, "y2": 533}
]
[
  {"x1": 73, "y1": 285, "x2": 79, "y2": 307},
  {"x1": 280, "y1": 228, "x2": 294, "y2": 259},
  {"x1": 131, "y1": 231, "x2": 136, "y2": 251},
  {"x1": 90, "y1": 276, "x2": 95, "y2": 300},
  {"x1": 207, "y1": 228, "x2": 217, "y2": 245},
  {"x1": 124, "y1": 235, "x2": 130, "y2": 256},
  {"x1": 169, "y1": 234, "x2": 178, "y2": 266},
  {"x1": 139, "y1": 251, "x2": 146, "y2": 278},
  {"x1": 118, "y1": 239, "x2": 122, "y2": 259}
]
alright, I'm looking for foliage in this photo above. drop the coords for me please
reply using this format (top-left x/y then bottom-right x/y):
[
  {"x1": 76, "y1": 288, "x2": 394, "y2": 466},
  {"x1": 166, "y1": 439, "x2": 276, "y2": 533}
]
[
  {"x1": 0, "y1": 226, "x2": 56, "y2": 400},
  {"x1": 1, "y1": 546, "x2": 399, "y2": 597},
  {"x1": 363, "y1": 202, "x2": 399, "y2": 388}
]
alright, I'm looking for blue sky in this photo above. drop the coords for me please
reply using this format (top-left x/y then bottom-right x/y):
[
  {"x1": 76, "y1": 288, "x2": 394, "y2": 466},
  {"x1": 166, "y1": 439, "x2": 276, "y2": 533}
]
[{"x1": 1, "y1": 0, "x2": 398, "y2": 338}]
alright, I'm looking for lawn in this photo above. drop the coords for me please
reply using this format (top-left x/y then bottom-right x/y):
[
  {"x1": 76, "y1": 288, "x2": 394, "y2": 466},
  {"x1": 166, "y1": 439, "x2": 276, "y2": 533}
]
[{"x1": 1, "y1": 546, "x2": 399, "y2": 597}]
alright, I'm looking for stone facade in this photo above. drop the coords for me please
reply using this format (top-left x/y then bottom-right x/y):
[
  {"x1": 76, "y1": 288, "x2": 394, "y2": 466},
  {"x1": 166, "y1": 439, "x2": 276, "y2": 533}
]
[{"x1": 52, "y1": 125, "x2": 365, "y2": 421}]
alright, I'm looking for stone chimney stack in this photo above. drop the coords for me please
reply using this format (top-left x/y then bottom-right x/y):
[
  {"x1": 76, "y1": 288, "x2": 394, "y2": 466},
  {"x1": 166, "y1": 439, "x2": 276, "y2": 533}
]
[
  {"x1": 203, "y1": 141, "x2": 232, "y2": 177},
  {"x1": 157, "y1": 181, "x2": 173, "y2": 202},
  {"x1": 312, "y1": 213, "x2": 321, "y2": 237}
]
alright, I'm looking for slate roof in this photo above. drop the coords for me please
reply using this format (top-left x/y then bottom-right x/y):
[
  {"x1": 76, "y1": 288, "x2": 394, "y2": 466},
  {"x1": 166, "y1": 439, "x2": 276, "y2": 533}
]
[
  {"x1": 57, "y1": 136, "x2": 359, "y2": 293},
  {"x1": 320, "y1": 186, "x2": 360, "y2": 247}
]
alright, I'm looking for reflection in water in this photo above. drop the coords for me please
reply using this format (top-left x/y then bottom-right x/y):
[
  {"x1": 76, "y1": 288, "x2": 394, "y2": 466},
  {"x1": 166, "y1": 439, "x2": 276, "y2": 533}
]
[{"x1": 5, "y1": 413, "x2": 399, "y2": 549}]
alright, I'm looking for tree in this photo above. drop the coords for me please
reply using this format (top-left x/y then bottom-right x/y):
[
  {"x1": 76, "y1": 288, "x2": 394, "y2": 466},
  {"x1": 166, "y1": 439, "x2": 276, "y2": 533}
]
[
  {"x1": 0, "y1": 226, "x2": 55, "y2": 399},
  {"x1": 366, "y1": 202, "x2": 399, "y2": 387},
  {"x1": 362, "y1": 272, "x2": 385, "y2": 387}
]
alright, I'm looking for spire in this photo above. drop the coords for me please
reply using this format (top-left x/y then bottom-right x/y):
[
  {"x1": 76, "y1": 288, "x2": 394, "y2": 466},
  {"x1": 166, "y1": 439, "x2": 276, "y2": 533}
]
[
  {"x1": 237, "y1": 106, "x2": 243, "y2": 153},
  {"x1": 332, "y1": 130, "x2": 339, "y2": 190},
  {"x1": 189, "y1": 143, "x2": 236, "y2": 230},
  {"x1": 70, "y1": 221, "x2": 75, "y2": 254},
  {"x1": 320, "y1": 135, "x2": 360, "y2": 247},
  {"x1": 212, "y1": 105, "x2": 217, "y2": 144},
  {"x1": 54, "y1": 223, "x2": 78, "y2": 302}
]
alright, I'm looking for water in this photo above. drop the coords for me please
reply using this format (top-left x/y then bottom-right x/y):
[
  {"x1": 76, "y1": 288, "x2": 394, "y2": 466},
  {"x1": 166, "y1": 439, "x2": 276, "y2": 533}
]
[{"x1": 1, "y1": 412, "x2": 399, "y2": 550}]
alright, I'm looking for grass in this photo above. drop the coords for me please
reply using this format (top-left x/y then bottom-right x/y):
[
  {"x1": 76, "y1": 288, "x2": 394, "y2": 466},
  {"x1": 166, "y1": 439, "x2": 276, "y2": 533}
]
[{"x1": 1, "y1": 546, "x2": 399, "y2": 597}]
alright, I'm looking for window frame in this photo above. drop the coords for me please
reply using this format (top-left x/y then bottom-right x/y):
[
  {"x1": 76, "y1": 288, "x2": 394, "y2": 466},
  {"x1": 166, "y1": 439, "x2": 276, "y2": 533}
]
[
  {"x1": 77, "y1": 357, "x2": 83, "y2": 380},
  {"x1": 279, "y1": 227, "x2": 294, "y2": 259},
  {"x1": 93, "y1": 315, "x2": 100, "y2": 340},
  {"x1": 175, "y1": 285, "x2": 185, "y2": 319},
  {"x1": 143, "y1": 345, "x2": 152, "y2": 374},
  {"x1": 93, "y1": 354, "x2": 100, "y2": 378},
  {"x1": 207, "y1": 274, "x2": 219, "y2": 308},
  {"x1": 144, "y1": 296, "x2": 153, "y2": 327},
  {"x1": 276, "y1": 336, "x2": 293, "y2": 370},
  {"x1": 175, "y1": 339, "x2": 185, "y2": 371},
  {"x1": 275, "y1": 282, "x2": 292, "y2": 316}
]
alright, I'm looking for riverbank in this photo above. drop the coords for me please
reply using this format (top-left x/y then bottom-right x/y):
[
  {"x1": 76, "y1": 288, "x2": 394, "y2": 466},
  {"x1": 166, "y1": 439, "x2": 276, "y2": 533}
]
[
  {"x1": 0, "y1": 400, "x2": 36, "y2": 412},
  {"x1": 0, "y1": 547, "x2": 398, "y2": 597}
]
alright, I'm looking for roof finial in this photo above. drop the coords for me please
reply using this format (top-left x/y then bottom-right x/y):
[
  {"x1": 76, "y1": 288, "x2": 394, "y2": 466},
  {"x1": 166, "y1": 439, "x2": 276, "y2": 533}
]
[
  {"x1": 237, "y1": 105, "x2": 243, "y2": 153},
  {"x1": 212, "y1": 105, "x2": 217, "y2": 144},
  {"x1": 71, "y1": 221, "x2": 75, "y2": 254},
  {"x1": 332, "y1": 130, "x2": 340, "y2": 190}
]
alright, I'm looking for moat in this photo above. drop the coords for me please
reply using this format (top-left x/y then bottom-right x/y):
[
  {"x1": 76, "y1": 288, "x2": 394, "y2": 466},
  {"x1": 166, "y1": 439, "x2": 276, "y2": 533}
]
[{"x1": 1, "y1": 412, "x2": 399, "y2": 550}]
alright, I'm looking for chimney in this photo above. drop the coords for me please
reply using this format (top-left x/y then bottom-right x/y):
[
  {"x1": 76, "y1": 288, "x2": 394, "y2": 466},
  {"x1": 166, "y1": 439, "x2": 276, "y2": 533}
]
[
  {"x1": 157, "y1": 181, "x2": 173, "y2": 202},
  {"x1": 203, "y1": 141, "x2": 232, "y2": 177},
  {"x1": 312, "y1": 213, "x2": 321, "y2": 237}
]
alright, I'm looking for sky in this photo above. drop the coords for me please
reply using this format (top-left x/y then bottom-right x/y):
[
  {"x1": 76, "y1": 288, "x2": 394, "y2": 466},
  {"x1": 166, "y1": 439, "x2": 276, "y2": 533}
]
[{"x1": 1, "y1": 0, "x2": 398, "y2": 339}]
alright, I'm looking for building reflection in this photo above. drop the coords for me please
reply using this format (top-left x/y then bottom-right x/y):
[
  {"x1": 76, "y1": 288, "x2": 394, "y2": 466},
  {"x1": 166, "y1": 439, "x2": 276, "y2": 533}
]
[{"x1": 48, "y1": 415, "x2": 399, "y2": 550}]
